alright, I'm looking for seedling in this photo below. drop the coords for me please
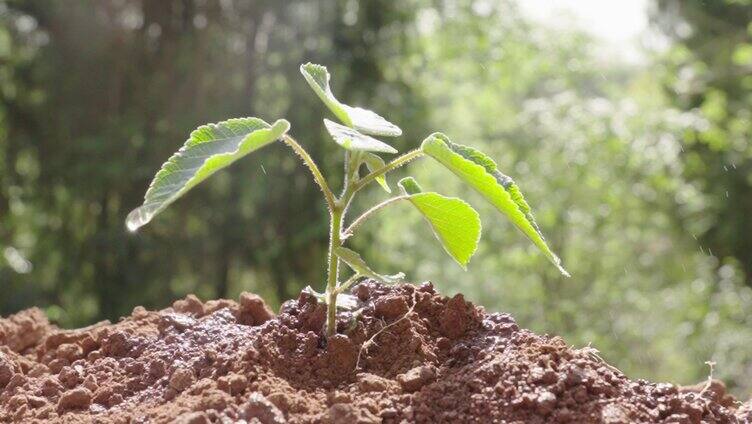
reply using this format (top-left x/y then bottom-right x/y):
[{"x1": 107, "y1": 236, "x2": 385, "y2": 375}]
[{"x1": 126, "y1": 63, "x2": 569, "y2": 336}]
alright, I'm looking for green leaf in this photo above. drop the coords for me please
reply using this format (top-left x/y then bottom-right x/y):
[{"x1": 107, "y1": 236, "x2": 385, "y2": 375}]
[
  {"x1": 303, "y1": 286, "x2": 359, "y2": 310},
  {"x1": 300, "y1": 63, "x2": 402, "y2": 136},
  {"x1": 126, "y1": 118, "x2": 290, "y2": 232},
  {"x1": 324, "y1": 119, "x2": 398, "y2": 154},
  {"x1": 362, "y1": 152, "x2": 391, "y2": 193},
  {"x1": 397, "y1": 176, "x2": 423, "y2": 195},
  {"x1": 398, "y1": 177, "x2": 481, "y2": 269},
  {"x1": 421, "y1": 133, "x2": 569, "y2": 276},
  {"x1": 334, "y1": 246, "x2": 405, "y2": 284}
]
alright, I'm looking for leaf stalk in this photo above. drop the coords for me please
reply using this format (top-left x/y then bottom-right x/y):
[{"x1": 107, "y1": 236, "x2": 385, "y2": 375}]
[
  {"x1": 350, "y1": 149, "x2": 424, "y2": 195},
  {"x1": 335, "y1": 274, "x2": 362, "y2": 295},
  {"x1": 282, "y1": 135, "x2": 337, "y2": 212},
  {"x1": 341, "y1": 195, "x2": 410, "y2": 239}
]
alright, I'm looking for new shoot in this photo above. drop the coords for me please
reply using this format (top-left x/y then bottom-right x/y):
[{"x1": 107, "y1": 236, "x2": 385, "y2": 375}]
[{"x1": 126, "y1": 63, "x2": 569, "y2": 336}]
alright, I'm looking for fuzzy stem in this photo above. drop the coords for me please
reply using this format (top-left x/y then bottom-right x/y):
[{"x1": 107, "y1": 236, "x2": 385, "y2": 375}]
[
  {"x1": 325, "y1": 205, "x2": 344, "y2": 336},
  {"x1": 282, "y1": 135, "x2": 337, "y2": 212},
  {"x1": 335, "y1": 274, "x2": 362, "y2": 295},
  {"x1": 350, "y1": 149, "x2": 424, "y2": 195},
  {"x1": 324, "y1": 149, "x2": 418, "y2": 336},
  {"x1": 341, "y1": 195, "x2": 409, "y2": 239}
]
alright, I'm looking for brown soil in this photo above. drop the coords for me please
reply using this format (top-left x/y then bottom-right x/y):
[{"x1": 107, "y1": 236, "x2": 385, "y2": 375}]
[{"x1": 0, "y1": 281, "x2": 749, "y2": 423}]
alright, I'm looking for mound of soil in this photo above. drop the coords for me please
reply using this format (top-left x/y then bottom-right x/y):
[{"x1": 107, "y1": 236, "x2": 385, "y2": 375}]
[{"x1": 0, "y1": 281, "x2": 749, "y2": 423}]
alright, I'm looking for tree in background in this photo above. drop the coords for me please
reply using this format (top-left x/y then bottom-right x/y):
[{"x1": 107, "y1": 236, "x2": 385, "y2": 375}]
[
  {"x1": 0, "y1": 0, "x2": 427, "y2": 325},
  {"x1": 653, "y1": 0, "x2": 752, "y2": 285},
  {"x1": 361, "y1": 1, "x2": 752, "y2": 394}
]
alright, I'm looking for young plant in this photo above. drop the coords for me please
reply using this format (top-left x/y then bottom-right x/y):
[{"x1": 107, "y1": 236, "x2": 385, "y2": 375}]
[{"x1": 126, "y1": 63, "x2": 569, "y2": 336}]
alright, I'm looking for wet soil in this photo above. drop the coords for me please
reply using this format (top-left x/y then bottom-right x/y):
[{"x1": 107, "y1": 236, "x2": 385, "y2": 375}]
[{"x1": 0, "y1": 281, "x2": 749, "y2": 423}]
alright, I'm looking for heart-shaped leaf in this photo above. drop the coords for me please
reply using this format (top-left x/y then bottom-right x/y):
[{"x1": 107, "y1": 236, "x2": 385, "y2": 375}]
[
  {"x1": 398, "y1": 177, "x2": 481, "y2": 269},
  {"x1": 421, "y1": 133, "x2": 569, "y2": 276},
  {"x1": 324, "y1": 119, "x2": 397, "y2": 154},
  {"x1": 300, "y1": 63, "x2": 401, "y2": 136},
  {"x1": 126, "y1": 118, "x2": 290, "y2": 232},
  {"x1": 334, "y1": 246, "x2": 405, "y2": 284}
]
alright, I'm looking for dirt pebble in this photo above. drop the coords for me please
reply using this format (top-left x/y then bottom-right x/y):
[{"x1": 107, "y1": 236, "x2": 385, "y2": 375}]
[
  {"x1": 242, "y1": 392, "x2": 286, "y2": 423},
  {"x1": 396, "y1": 365, "x2": 436, "y2": 392},
  {"x1": 0, "y1": 308, "x2": 51, "y2": 352},
  {"x1": 373, "y1": 295, "x2": 408, "y2": 320},
  {"x1": 238, "y1": 292, "x2": 274, "y2": 325},
  {"x1": 57, "y1": 387, "x2": 92, "y2": 412}
]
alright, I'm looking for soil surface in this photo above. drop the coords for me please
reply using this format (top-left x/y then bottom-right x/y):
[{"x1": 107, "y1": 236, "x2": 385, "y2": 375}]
[{"x1": 0, "y1": 280, "x2": 750, "y2": 423}]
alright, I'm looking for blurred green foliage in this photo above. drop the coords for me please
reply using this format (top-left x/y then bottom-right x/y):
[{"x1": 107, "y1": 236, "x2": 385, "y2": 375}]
[
  {"x1": 653, "y1": 0, "x2": 752, "y2": 284},
  {"x1": 0, "y1": 0, "x2": 428, "y2": 322},
  {"x1": 358, "y1": 2, "x2": 752, "y2": 393},
  {"x1": 0, "y1": 0, "x2": 750, "y2": 396}
]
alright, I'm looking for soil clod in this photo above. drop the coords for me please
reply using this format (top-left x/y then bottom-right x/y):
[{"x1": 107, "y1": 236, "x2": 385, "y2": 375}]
[
  {"x1": 396, "y1": 365, "x2": 436, "y2": 392},
  {"x1": 57, "y1": 387, "x2": 92, "y2": 412},
  {"x1": 242, "y1": 392, "x2": 286, "y2": 423},
  {"x1": 373, "y1": 295, "x2": 408, "y2": 320}
]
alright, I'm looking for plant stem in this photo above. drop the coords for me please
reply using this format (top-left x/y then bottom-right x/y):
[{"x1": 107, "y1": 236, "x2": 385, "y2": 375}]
[
  {"x1": 335, "y1": 274, "x2": 361, "y2": 295},
  {"x1": 350, "y1": 149, "x2": 424, "y2": 195},
  {"x1": 324, "y1": 149, "x2": 420, "y2": 336},
  {"x1": 325, "y1": 205, "x2": 343, "y2": 336},
  {"x1": 341, "y1": 195, "x2": 409, "y2": 239},
  {"x1": 284, "y1": 133, "x2": 348, "y2": 336},
  {"x1": 282, "y1": 135, "x2": 337, "y2": 212}
]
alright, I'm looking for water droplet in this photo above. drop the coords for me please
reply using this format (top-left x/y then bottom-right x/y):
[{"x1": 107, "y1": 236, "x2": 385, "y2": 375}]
[
  {"x1": 3, "y1": 247, "x2": 32, "y2": 274},
  {"x1": 126, "y1": 207, "x2": 152, "y2": 232}
]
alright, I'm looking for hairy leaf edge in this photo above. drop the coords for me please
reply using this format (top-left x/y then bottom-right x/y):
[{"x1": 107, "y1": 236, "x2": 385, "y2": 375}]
[
  {"x1": 299, "y1": 62, "x2": 402, "y2": 137},
  {"x1": 126, "y1": 118, "x2": 290, "y2": 232},
  {"x1": 420, "y1": 133, "x2": 569, "y2": 277}
]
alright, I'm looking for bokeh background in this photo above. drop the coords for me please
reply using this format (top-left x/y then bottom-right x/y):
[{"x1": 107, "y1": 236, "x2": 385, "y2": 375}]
[{"x1": 1, "y1": 0, "x2": 751, "y2": 396}]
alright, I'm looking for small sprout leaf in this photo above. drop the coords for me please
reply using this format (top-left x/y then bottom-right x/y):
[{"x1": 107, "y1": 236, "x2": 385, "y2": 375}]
[
  {"x1": 421, "y1": 133, "x2": 569, "y2": 277},
  {"x1": 362, "y1": 152, "x2": 391, "y2": 193},
  {"x1": 300, "y1": 63, "x2": 401, "y2": 136},
  {"x1": 334, "y1": 246, "x2": 405, "y2": 284},
  {"x1": 126, "y1": 118, "x2": 290, "y2": 232},
  {"x1": 343, "y1": 106, "x2": 402, "y2": 137},
  {"x1": 398, "y1": 177, "x2": 481, "y2": 269},
  {"x1": 324, "y1": 119, "x2": 398, "y2": 154},
  {"x1": 397, "y1": 176, "x2": 423, "y2": 195},
  {"x1": 303, "y1": 286, "x2": 359, "y2": 310}
]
